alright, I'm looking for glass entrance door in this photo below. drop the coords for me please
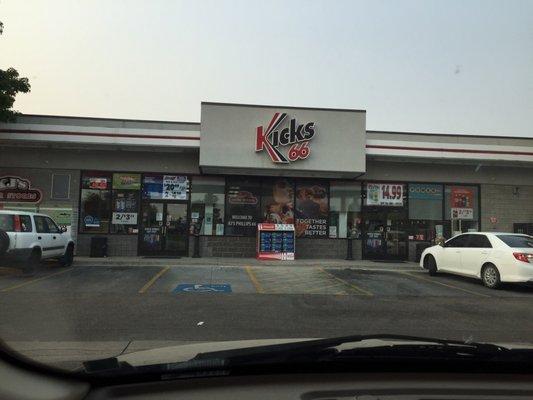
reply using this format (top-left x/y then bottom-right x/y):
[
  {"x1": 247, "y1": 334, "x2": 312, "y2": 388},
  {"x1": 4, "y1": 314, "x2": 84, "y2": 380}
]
[
  {"x1": 140, "y1": 202, "x2": 188, "y2": 256},
  {"x1": 363, "y1": 207, "x2": 408, "y2": 260}
]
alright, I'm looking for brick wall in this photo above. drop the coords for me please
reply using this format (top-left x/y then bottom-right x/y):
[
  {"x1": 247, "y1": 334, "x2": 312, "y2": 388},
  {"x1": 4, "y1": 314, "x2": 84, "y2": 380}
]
[
  {"x1": 198, "y1": 236, "x2": 362, "y2": 259},
  {"x1": 481, "y1": 184, "x2": 533, "y2": 233},
  {"x1": 77, "y1": 234, "x2": 139, "y2": 256}
]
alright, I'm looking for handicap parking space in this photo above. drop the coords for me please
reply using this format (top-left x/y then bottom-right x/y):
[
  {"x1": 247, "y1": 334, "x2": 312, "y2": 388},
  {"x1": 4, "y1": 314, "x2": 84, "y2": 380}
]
[{"x1": 146, "y1": 266, "x2": 256, "y2": 294}]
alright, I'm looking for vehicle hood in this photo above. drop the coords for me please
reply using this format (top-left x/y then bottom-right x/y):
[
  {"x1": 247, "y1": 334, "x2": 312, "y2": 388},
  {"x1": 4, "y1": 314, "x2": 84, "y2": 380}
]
[{"x1": 115, "y1": 339, "x2": 533, "y2": 368}]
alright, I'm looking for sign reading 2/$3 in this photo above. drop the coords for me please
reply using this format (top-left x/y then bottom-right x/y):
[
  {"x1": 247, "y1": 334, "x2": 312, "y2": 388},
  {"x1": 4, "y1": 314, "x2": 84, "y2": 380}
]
[{"x1": 255, "y1": 113, "x2": 316, "y2": 164}]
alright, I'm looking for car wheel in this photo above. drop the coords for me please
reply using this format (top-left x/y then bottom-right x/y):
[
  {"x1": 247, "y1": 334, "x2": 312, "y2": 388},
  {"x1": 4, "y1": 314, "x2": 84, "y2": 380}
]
[
  {"x1": 425, "y1": 254, "x2": 438, "y2": 276},
  {"x1": 0, "y1": 229, "x2": 9, "y2": 256},
  {"x1": 60, "y1": 245, "x2": 74, "y2": 267},
  {"x1": 482, "y1": 264, "x2": 501, "y2": 289},
  {"x1": 24, "y1": 248, "x2": 41, "y2": 274}
]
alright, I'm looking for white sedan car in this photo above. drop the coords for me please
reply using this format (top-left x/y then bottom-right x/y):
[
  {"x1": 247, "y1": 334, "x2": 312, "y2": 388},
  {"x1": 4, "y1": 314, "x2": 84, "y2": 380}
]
[{"x1": 420, "y1": 232, "x2": 533, "y2": 289}]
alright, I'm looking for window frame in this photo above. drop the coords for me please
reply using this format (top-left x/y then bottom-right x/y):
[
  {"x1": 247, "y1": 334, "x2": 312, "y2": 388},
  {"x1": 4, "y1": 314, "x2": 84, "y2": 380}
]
[
  {"x1": 466, "y1": 234, "x2": 492, "y2": 248},
  {"x1": 44, "y1": 217, "x2": 61, "y2": 234},
  {"x1": 34, "y1": 215, "x2": 48, "y2": 234},
  {"x1": 51, "y1": 173, "x2": 71, "y2": 200},
  {"x1": 444, "y1": 234, "x2": 469, "y2": 248}
]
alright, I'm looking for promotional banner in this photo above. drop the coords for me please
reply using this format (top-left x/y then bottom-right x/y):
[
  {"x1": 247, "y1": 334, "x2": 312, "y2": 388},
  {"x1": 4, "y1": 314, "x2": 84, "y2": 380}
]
[
  {"x1": 112, "y1": 173, "x2": 141, "y2": 190},
  {"x1": 142, "y1": 175, "x2": 163, "y2": 199},
  {"x1": 409, "y1": 183, "x2": 443, "y2": 200},
  {"x1": 294, "y1": 181, "x2": 328, "y2": 237},
  {"x1": 261, "y1": 179, "x2": 295, "y2": 225},
  {"x1": 112, "y1": 212, "x2": 138, "y2": 225},
  {"x1": 450, "y1": 186, "x2": 474, "y2": 220},
  {"x1": 225, "y1": 179, "x2": 261, "y2": 236},
  {"x1": 82, "y1": 175, "x2": 109, "y2": 190},
  {"x1": 162, "y1": 175, "x2": 188, "y2": 200},
  {"x1": 365, "y1": 183, "x2": 404, "y2": 206}
]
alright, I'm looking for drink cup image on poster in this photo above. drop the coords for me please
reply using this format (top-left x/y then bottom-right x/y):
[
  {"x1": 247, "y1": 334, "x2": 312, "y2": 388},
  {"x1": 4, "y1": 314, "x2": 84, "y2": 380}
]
[
  {"x1": 294, "y1": 182, "x2": 328, "y2": 237},
  {"x1": 262, "y1": 179, "x2": 295, "y2": 225}
]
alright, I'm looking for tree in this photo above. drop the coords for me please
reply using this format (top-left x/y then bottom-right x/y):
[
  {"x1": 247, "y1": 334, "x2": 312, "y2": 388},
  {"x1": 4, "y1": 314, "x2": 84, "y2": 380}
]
[{"x1": 0, "y1": 21, "x2": 31, "y2": 122}]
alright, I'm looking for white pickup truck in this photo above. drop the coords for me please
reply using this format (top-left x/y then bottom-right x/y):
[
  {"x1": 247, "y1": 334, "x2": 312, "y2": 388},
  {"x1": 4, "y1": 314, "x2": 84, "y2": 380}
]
[{"x1": 0, "y1": 210, "x2": 75, "y2": 268}]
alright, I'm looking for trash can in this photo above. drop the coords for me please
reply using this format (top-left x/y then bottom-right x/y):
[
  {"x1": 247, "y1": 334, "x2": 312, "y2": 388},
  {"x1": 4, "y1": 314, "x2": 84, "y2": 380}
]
[
  {"x1": 90, "y1": 237, "x2": 108, "y2": 257},
  {"x1": 415, "y1": 242, "x2": 432, "y2": 263}
]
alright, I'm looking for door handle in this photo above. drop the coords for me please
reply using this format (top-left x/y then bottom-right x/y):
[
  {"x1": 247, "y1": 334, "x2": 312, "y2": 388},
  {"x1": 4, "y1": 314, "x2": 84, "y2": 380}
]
[
  {"x1": 53, "y1": 236, "x2": 57, "y2": 240},
  {"x1": 481, "y1": 251, "x2": 488, "y2": 255},
  {"x1": 38, "y1": 236, "x2": 42, "y2": 240}
]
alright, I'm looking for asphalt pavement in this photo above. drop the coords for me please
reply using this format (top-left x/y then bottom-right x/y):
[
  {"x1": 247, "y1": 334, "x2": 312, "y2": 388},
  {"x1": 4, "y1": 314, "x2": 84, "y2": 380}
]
[{"x1": 1, "y1": 261, "x2": 533, "y2": 370}]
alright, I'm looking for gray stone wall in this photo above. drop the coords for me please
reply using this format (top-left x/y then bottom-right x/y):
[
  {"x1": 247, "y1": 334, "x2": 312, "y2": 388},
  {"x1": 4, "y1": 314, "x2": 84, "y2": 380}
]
[
  {"x1": 77, "y1": 234, "x2": 139, "y2": 257},
  {"x1": 481, "y1": 184, "x2": 533, "y2": 233},
  {"x1": 197, "y1": 236, "x2": 362, "y2": 259}
]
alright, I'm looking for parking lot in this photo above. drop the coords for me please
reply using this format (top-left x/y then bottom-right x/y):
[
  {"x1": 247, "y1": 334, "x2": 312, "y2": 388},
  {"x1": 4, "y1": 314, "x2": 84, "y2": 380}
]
[
  {"x1": 1, "y1": 263, "x2": 532, "y2": 298},
  {"x1": 1, "y1": 262, "x2": 533, "y2": 369}
]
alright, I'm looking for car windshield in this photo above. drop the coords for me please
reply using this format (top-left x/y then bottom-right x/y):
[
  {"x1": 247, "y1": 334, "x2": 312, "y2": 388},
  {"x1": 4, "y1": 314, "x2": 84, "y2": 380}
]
[
  {"x1": 497, "y1": 235, "x2": 533, "y2": 248},
  {"x1": 0, "y1": 0, "x2": 532, "y2": 378}
]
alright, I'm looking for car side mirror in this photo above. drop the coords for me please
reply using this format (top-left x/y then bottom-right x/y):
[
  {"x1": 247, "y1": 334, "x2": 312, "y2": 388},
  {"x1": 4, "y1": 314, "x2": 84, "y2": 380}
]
[{"x1": 60, "y1": 226, "x2": 67, "y2": 233}]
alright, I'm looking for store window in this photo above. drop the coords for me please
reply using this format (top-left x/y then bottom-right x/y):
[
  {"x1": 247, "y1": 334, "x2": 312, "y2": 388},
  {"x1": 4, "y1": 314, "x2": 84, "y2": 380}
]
[
  {"x1": 260, "y1": 178, "x2": 295, "y2": 224},
  {"x1": 329, "y1": 182, "x2": 361, "y2": 238},
  {"x1": 294, "y1": 180, "x2": 329, "y2": 238},
  {"x1": 190, "y1": 177, "x2": 225, "y2": 235},
  {"x1": 225, "y1": 177, "x2": 261, "y2": 236},
  {"x1": 444, "y1": 185, "x2": 479, "y2": 234},
  {"x1": 111, "y1": 173, "x2": 141, "y2": 234},
  {"x1": 408, "y1": 183, "x2": 444, "y2": 242},
  {"x1": 80, "y1": 172, "x2": 112, "y2": 233}
]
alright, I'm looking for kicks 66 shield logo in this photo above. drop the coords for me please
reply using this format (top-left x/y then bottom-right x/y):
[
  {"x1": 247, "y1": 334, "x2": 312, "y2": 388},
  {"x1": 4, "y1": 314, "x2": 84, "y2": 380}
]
[{"x1": 255, "y1": 113, "x2": 316, "y2": 164}]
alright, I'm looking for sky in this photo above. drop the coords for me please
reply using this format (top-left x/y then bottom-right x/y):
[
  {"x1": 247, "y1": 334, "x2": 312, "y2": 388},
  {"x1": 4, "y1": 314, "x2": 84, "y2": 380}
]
[{"x1": 1, "y1": 0, "x2": 532, "y2": 136}]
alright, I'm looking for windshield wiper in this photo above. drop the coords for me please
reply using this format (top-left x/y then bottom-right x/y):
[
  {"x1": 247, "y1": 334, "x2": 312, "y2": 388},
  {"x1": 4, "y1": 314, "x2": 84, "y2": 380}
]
[{"x1": 83, "y1": 334, "x2": 532, "y2": 381}]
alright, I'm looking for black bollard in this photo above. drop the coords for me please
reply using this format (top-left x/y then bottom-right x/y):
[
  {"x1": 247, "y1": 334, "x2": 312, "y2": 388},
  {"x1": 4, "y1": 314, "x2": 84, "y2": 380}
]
[
  {"x1": 346, "y1": 237, "x2": 353, "y2": 260},
  {"x1": 192, "y1": 222, "x2": 201, "y2": 258}
]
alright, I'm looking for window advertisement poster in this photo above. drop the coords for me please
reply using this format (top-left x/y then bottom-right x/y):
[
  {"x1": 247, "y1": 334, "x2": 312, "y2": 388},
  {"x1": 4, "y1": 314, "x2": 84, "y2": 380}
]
[
  {"x1": 112, "y1": 191, "x2": 139, "y2": 228},
  {"x1": 409, "y1": 183, "x2": 443, "y2": 201},
  {"x1": 162, "y1": 175, "x2": 189, "y2": 200},
  {"x1": 112, "y1": 212, "x2": 138, "y2": 225},
  {"x1": 225, "y1": 179, "x2": 261, "y2": 236},
  {"x1": 40, "y1": 208, "x2": 72, "y2": 226},
  {"x1": 294, "y1": 181, "x2": 328, "y2": 237},
  {"x1": 451, "y1": 186, "x2": 474, "y2": 220},
  {"x1": 82, "y1": 174, "x2": 109, "y2": 190},
  {"x1": 142, "y1": 174, "x2": 163, "y2": 199},
  {"x1": 365, "y1": 183, "x2": 404, "y2": 206},
  {"x1": 261, "y1": 179, "x2": 295, "y2": 225},
  {"x1": 112, "y1": 173, "x2": 141, "y2": 190}
]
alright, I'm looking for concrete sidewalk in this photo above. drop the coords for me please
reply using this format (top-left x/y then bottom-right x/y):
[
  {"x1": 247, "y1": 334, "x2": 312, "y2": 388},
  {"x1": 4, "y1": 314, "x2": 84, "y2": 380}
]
[{"x1": 73, "y1": 256, "x2": 420, "y2": 270}]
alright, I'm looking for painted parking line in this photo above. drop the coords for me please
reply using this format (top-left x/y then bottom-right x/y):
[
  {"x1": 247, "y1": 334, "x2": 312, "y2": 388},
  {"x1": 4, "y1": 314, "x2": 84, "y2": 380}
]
[
  {"x1": 0, "y1": 268, "x2": 74, "y2": 293},
  {"x1": 138, "y1": 266, "x2": 170, "y2": 294},
  {"x1": 400, "y1": 271, "x2": 491, "y2": 298},
  {"x1": 245, "y1": 266, "x2": 265, "y2": 294},
  {"x1": 319, "y1": 267, "x2": 373, "y2": 296}
]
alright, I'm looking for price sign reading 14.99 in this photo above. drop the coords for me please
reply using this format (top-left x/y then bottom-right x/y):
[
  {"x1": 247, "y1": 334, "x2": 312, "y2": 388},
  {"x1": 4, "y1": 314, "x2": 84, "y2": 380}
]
[{"x1": 366, "y1": 183, "x2": 404, "y2": 206}]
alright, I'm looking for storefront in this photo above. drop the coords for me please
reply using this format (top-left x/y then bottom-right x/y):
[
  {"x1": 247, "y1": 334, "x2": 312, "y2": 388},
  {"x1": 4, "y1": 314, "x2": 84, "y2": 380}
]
[{"x1": 1, "y1": 103, "x2": 532, "y2": 260}]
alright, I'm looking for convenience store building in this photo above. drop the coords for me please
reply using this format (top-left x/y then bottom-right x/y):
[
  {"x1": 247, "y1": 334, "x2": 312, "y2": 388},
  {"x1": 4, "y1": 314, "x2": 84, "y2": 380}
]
[{"x1": 1, "y1": 102, "x2": 533, "y2": 261}]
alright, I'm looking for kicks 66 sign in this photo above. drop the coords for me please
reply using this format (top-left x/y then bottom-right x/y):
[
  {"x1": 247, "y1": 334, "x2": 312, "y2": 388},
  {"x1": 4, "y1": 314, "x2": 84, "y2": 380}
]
[{"x1": 255, "y1": 113, "x2": 315, "y2": 164}]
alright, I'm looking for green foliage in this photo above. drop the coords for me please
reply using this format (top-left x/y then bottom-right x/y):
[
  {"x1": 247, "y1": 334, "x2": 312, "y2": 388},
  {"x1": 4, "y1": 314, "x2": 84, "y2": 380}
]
[{"x1": 0, "y1": 21, "x2": 31, "y2": 122}]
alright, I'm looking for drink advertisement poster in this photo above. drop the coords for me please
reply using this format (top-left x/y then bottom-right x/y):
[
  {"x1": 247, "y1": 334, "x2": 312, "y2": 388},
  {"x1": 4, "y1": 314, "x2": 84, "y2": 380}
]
[
  {"x1": 294, "y1": 181, "x2": 328, "y2": 237},
  {"x1": 365, "y1": 183, "x2": 404, "y2": 206},
  {"x1": 142, "y1": 175, "x2": 163, "y2": 199},
  {"x1": 261, "y1": 179, "x2": 295, "y2": 225},
  {"x1": 451, "y1": 187, "x2": 474, "y2": 220},
  {"x1": 112, "y1": 173, "x2": 141, "y2": 190}
]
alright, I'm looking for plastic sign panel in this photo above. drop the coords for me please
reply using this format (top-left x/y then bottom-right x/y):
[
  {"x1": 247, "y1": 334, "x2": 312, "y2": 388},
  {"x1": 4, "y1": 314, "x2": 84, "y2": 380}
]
[
  {"x1": 257, "y1": 223, "x2": 295, "y2": 260},
  {"x1": 365, "y1": 183, "x2": 404, "y2": 206},
  {"x1": 450, "y1": 187, "x2": 474, "y2": 220},
  {"x1": 0, "y1": 176, "x2": 42, "y2": 203},
  {"x1": 112, "y1": 212, "x2": 138, "y2": 225}
]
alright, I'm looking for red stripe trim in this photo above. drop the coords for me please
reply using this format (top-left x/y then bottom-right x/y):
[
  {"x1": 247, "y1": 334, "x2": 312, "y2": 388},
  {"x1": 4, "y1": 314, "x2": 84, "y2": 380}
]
[
  {"x1": 0, "y1": 128, "x2": 200, "y2": 141},
  {"x1": 366, "y1": 144, "x2": 533, "y2": 157}
]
